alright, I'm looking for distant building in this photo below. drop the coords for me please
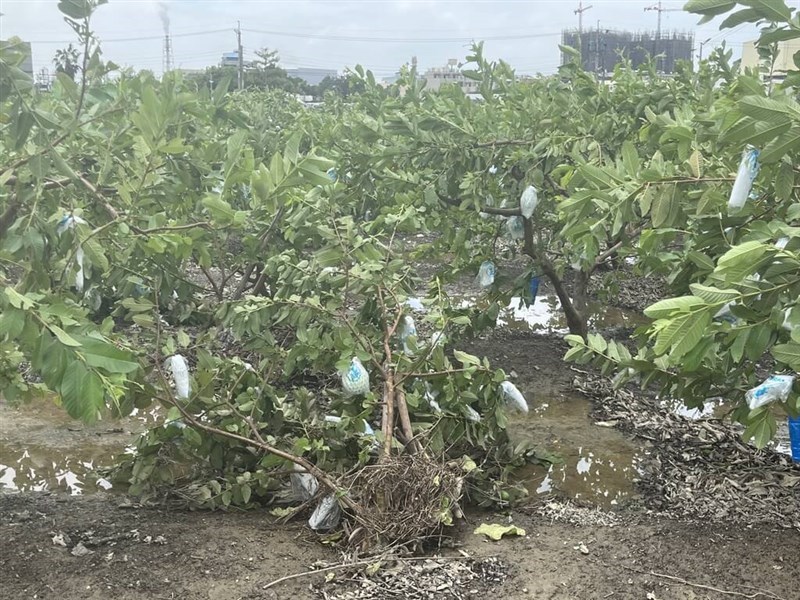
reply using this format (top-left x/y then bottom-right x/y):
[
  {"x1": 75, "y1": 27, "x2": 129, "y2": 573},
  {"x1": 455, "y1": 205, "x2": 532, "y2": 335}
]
[
  {"x1": 422, "y1": 59, "x2": 479, "y2": 94},
  {"x1": 561, "y1": 29, "x2": 693, "y2": 76},
  {"x1": 284, "y1": 67, "x2": 338, "y2": 86},
  {"x1": 2, "y1": 39, "x2": 33, "y2": 76},
  {"x1": 741, "y1": 39, "x2": 800, "y2": 83}
]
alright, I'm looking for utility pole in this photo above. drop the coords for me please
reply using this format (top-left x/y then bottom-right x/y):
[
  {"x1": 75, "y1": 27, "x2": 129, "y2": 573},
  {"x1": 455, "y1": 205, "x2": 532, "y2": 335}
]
[
  {"x1": 644, "y1": 1, "x2": 681, "y2": 72},
  {"x1": 594, "y1": 20, "x2": 601, "y2": 75},
  {"x1": 697, "y1": 37, "x2": 711, "y2": 63},
  {"x1": 574, "y1": 1, "x2": 593, "y2": 64},
  {"x1": 236, "y1": 21, "x2": 244, "y2": 90}
]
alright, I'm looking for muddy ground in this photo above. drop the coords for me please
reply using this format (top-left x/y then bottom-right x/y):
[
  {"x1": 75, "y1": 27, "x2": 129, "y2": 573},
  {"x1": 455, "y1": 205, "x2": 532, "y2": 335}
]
[
  {"x1": 2, "y1": 266, "x2": 799, "y2": 600},
  {"x1": 2, "y1": 330, "x2": 799, "y2": 599}
]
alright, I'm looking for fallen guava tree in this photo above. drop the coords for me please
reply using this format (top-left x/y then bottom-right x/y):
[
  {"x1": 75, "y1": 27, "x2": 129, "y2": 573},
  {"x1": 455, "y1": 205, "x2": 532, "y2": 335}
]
[{"x1": 1, "y1": 0, "x2": 542, "y2": 548}]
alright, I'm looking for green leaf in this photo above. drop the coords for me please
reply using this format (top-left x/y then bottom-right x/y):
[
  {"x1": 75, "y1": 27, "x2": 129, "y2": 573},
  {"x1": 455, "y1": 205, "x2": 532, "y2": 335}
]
[
  {"x1": 719, "y1": 7, "x2": 761, "y2": 28},
  {"x1": 738, "y1": 0, "x2": 792, "y2": 22},
  {"x1": 182, "y1": 426, "x2": 203, "y2": 446},
  {"x1": 743, "y1": 408, "x2": 776, "y2": 449},
  {"x1": 746, "y1": 325, "x2": 773, "y2": 361},
  {"x1": 72, "y1": 335, "x2": 140, "y2": 374},
  {"x1": 738, "y1": 96, "x2": 800, "y2": 124},
  {"x1": 654, "y1": 309, "x2": 711, "y2": 358},
  {"x1": 760, "y1": 126, "x2": 800, "y2": 164},
  {"x1": 651, "y1": 183, "x2": 678, "y2": 228},
  {"x1": 771, "y1": 342, "x2": 800, "y2": 370},
  {"x1": 683, "y1": 0, "x2": 736, "y2": 18},
  {"x1": 688, "y1": 149, "x2": 703, "y2": 178},
  {"x1": 60, "y1": 360, "x2": 104, "y2": 422},
  {"x1": 58, "y1": 0, "x2": 93, "y2": 19},
  {"x1": 473, "y1": 523, "x2": 526, "y2": 541},
  {"x1": 453, "y1": 349, "x2": 480, "y2": 366},
  {"x1": 715, "y1": 241, "x2": 769, "y2": 280},
  {"x1": 4, "y1": 287, "x2": 35, "y2": 309},
  {"x1": 621, "y1": 141, "x2": 639, "y2": 176},
  {"x1": 689, "y1": 284, "x2": 740, "y2": 304},
  {"x1": 644, "y1": 296, "x2": 705, "y2": 319},
  {"x1": 775, "y1": 161, "x2": 794, "y2": 202},
  {"x1": 48, "y1": 324, "x2": 82, "y2": 347},
  {"x1": 240, "y1": 483, "x2": 252, "y2": 504}
]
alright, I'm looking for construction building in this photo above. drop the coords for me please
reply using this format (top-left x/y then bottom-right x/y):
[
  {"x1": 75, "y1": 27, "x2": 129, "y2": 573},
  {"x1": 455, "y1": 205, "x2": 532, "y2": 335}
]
[
  {"x1": 741, "y1": 39, "x2": 800, "y2": 84},
  {"x1": 561, "y1": 29, "x2": 693, "y2": 76},
  {"x1": 422, "y1": 59, "x2": 479, "y2": 94}
]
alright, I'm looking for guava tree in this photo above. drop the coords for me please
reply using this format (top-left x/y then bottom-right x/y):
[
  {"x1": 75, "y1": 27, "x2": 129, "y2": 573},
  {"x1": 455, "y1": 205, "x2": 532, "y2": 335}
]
[
  {"x1": 298, "y1": 45, "x2": 723, "y2": 339},
  {"x1": 565, "y1": 0, "x2": 800, "y2": 447},
  {"x1": 1, "y1": 0, "x2": 538, "y2": 532}
]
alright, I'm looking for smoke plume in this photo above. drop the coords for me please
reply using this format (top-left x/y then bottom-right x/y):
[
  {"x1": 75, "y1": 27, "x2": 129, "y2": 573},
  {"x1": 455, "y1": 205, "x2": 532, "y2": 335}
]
[{"x1": 158, "y1": 2, "x2": 169, "y2": 36}]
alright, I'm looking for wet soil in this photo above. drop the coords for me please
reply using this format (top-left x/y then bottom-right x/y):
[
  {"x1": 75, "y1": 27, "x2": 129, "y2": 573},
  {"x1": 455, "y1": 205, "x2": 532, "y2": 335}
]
[
  {"x1": 2, "y1": 491, "x2": 798, "y2": 600},
  {"x1": 2, "y1": 331, "x2": 799, "y2": 599}
]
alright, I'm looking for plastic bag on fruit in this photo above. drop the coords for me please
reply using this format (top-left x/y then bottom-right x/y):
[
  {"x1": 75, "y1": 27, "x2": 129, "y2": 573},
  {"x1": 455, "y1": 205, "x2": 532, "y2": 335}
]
[
  {"x1": 727, "y1": 146, "x2": 759, "y2": 213},
  {"x1": 520, "y1": 185, "x2": 539, "y2": 219},
  {"x1": 166, "y1": 354, "x2": 191, "y2": 400},
  {"x1": 399, "y1": 315, "x2": 417, "y2": 355},
  {"x1": 341, "y1": 357, "x2": 370, "y2": 396},
  {"x1": 500, "y1": 381, "x2": 528, "y2": 413},
  {"x1": 506, "y1": 216, "x2": 524, "y2": 240},
  {"x1": 476, "y1": 261, "x2": 496, "y2": 288},
  {"x1": 529, "y1": 275, "x2": 541, "y2": 303},
  {"x1": 745, "y1": 375, "x2": 794, "y2": 410}
]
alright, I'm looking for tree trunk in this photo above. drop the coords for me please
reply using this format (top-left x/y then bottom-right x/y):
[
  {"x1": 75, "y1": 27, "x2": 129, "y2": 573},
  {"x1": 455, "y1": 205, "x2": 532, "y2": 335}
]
[
  {"x1": 541, "y1": 263, "x2": 588, "y2": 339},
  {"x1": 522, "y1": 218, "x2": 588, "y2": 339}
]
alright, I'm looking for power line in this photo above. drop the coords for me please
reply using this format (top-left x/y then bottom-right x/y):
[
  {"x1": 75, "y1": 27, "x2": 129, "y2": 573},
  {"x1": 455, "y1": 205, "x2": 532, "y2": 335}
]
[
  {"x1": 26, "y1": 28, "x2": 229, "y2": 44},
  {"x1": 242, "y1": 28, "x2": 564, "y2": 43}
]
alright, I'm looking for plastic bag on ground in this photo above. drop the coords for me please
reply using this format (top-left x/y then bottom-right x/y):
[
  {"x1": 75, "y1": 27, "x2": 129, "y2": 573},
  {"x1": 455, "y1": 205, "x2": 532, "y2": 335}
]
[
  {"x1": 341, "y1": 357, "x2": 370, "y2": 396},
  {"x1": 520, "y1": 185, "x2": 539, "y2": 219},
  {"x1": 166, "y1": 354, "x2": 191, "y2": 399},
  {"x1": 476, "y1": 261, "x2": 496, "y2": 288},
  {"x1": 745, "y1": 375, "x2": 794, "y2": 410},
  {"x1": 727, "y1": 146, "x2": 759, "y2": 213},
  {"x1": 713, "y1": 302, "x2": 737, "y2": 324},
  {"x1": 500, "y1": 381, "x2": 528, "y2": 414},
  {"x1": 290, "y1": 463, "x2": 319, "y2": 501},
  {"x1": 308, "y1": 494, "x2": 342, "y2": 531}
]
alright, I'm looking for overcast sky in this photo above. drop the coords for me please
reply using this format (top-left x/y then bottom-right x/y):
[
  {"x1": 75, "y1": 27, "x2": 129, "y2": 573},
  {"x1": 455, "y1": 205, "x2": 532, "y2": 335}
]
[{"x1": 0, "y1": 0, "x2": 762, "y2": 79}]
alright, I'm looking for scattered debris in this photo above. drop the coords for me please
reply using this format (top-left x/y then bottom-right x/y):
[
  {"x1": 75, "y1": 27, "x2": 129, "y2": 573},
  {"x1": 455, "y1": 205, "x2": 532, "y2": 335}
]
[
  {"x1": 533, "y1": 500, "x2": 620, "y2": 527},
  {"x1": 310, "y1": 557, "x2": 508, "y2": 600},
  {"x1": 574, "y1": 374, "x2": 800, "y2": 528},
  {"x1": 70, "y1": 542, "x2": 93, "y2": 557}
]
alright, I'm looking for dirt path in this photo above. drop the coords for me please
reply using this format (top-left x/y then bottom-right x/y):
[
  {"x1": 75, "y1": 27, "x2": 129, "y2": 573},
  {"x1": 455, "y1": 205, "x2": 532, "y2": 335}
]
[{"x1": 1, "y1": 492, "x2": 797, "y2": 600}]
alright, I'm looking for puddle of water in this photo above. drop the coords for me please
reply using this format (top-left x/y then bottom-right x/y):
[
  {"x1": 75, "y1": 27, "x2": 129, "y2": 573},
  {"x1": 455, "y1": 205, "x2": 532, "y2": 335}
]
[
  {"x1": 0, "y1": 397, "x2": 162, "y2": 495},
  {"x1": 510, "y1": 392, "x2": 646, "y2": 508},
  {"x1": 0, "y1": 443, "x2": 120, "y2": 495},
  {"x1": 499, "y1": 295, "x2": 647, "y2": 333}
]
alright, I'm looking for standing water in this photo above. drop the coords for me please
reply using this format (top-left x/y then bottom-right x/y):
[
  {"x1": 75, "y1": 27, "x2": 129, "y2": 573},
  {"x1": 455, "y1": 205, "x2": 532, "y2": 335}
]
[
  {"x1": 0, "y1": 396, "x2": 156, "y2": 495},
  {"x1": 509, "y1": 391, "x2": 647, "y2": 508}
]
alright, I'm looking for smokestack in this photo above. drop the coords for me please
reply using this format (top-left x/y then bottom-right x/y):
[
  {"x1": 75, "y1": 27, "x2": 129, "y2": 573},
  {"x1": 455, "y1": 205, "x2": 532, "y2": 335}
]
[{"x1": 160, "y1": 2, "x2": 172, "y2": 75}]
